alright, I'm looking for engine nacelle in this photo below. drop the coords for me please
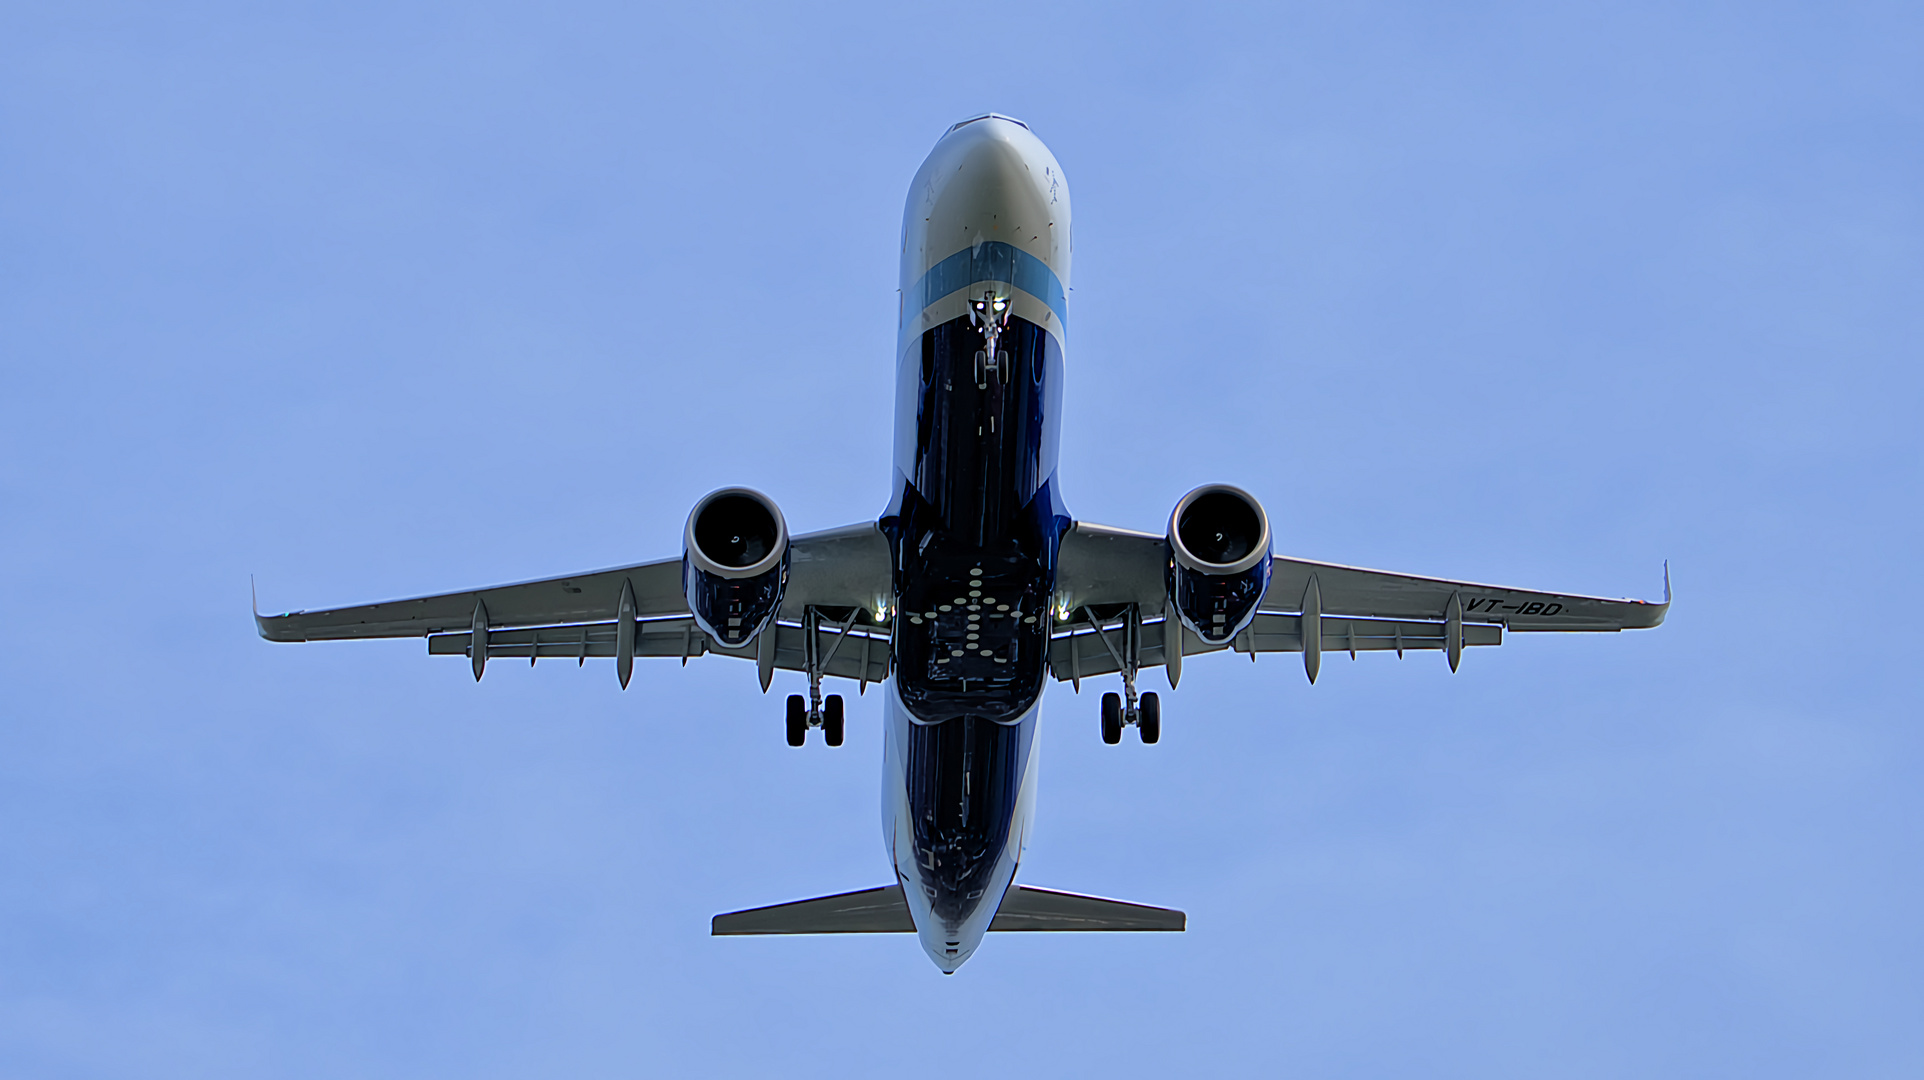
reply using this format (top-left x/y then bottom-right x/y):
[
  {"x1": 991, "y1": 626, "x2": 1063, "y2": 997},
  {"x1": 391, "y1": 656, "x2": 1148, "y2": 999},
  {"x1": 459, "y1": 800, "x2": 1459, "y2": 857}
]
[
  {"x1": 682, "y1": 487, "x2": 789, "y2": 647},
  {"x1": 1166, "y1": 484, "x2": 1272, "y2": 646}
]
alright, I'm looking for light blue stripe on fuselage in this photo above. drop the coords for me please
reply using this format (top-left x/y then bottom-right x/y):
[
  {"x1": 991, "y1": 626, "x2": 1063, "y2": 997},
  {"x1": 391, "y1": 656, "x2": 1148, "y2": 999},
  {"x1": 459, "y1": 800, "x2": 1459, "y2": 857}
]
[{"x1": 902, "y1": 241, "x2": 1067, "y2": 335}]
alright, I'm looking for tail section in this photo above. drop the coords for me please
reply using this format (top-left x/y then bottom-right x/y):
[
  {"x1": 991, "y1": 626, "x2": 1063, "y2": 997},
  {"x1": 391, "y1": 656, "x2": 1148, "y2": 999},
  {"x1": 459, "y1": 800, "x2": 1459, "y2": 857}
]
[
  {"x1": 712, "y1": 884, "x2": 1184, "y2": 936},
  {"x1": 711, "y1": 885, "x2": 913, "y2": 935},
  {"x1": 989, "y1": 885, "x2": 1186, "y2": 931}
]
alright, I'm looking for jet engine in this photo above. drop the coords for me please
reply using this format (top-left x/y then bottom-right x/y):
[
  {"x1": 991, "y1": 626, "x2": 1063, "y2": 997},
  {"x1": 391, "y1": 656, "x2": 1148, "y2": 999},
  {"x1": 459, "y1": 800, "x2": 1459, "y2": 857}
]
[
  {"x1": 1166, "y1": 484, "x2": 1272, "y2": 645},
  {"x1": 682, "y1": 487, "x2": 789, "y2": 647}
]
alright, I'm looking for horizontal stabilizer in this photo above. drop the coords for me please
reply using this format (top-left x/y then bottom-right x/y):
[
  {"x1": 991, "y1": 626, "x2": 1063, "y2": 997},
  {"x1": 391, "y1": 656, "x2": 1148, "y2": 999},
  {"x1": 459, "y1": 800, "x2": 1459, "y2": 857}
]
[
  {"x1": 990, "y1": 885, "x2": 1185, "y2": 931},
  {"x1": 711, "y1": 884, "x2": 1184, "y2": 935},
  {"x1": 712, "y1": 885, "x2": 913, "y2": 935}
]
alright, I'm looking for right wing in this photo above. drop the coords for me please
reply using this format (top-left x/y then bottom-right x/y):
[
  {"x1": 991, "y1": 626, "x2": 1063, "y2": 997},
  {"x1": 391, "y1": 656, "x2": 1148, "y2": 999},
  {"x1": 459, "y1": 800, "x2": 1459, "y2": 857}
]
[
  {"x1": 1258, "y1": 555, "x2": 1670, "y2": 632},
  {"x1": 1051, "y1": 520, "x2": 1667, "y2": 680},
  {"x1": 1048, "y1": 609, "x2": 1505, "y2": 682}
]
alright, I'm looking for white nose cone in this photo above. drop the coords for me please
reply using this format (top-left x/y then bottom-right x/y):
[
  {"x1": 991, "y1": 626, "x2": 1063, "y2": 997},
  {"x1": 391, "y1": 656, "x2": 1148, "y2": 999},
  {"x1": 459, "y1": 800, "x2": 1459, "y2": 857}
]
[
  {"x1": 900, "y1": 114, "x2": 1072, "y2": 300},
  {"x1": 897, "y1": 115, "x2": 1073, "y2": 355}
]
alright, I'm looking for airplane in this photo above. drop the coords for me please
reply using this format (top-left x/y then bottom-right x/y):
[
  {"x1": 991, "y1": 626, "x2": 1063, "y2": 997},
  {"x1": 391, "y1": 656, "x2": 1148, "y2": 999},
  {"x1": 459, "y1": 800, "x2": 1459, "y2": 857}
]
[{"x1": 256, "y1": 114, "x2": 1669, "y2": 973}]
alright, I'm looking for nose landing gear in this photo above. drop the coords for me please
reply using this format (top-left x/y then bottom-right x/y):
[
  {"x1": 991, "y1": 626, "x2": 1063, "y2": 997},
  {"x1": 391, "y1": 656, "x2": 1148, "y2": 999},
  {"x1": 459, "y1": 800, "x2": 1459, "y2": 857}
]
[{"x1": 968, "y1": 290, "x2": 1010, "y2": 389}]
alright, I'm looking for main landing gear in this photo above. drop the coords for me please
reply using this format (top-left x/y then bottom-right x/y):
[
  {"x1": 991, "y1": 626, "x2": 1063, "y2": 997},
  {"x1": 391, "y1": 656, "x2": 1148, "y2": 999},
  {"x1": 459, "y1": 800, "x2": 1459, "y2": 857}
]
[
  {"x1": 786, "y1": 693, "x2": 844, "y2": 747},
  {"x1": 1087, "y1": 604, "x2": 1161, "y2": 745},
  {"x1": 784, "y1": 606, "x2": 847, "y2": 747},
  {"x1": 1101, "y1": 690, "x2": 1161, "y2": 745}
]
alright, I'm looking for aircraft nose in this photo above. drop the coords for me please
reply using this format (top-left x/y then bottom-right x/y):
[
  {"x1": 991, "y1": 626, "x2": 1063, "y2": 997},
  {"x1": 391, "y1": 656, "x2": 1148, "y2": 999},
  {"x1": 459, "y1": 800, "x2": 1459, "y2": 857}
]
[
  {"x1": 920, "y1": 117, "x2": 1062, "y2": 261},
  {"x1": 946, "y1": 114, "x2": 1026, "y2": 148},
  {"x1": 939, "y1": 122, "x2": 1039, "y2": 198},
  {"x1": 900, "y1": 111, "x2": 1071, "y2": 341}
]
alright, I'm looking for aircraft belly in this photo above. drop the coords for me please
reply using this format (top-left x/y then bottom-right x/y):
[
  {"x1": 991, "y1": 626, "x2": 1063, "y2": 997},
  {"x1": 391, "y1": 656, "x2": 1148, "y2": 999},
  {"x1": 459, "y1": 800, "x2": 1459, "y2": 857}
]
[
  {"x1": 874, "y1": 113, "x2": 1075, "y2": 972},
  {"x1": 886, "y1": 686, "x2": 1041, "y2": 972}
]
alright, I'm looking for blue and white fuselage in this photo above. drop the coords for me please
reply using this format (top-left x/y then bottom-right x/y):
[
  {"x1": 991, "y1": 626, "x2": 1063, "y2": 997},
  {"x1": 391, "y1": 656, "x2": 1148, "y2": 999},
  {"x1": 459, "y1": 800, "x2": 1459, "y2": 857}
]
[{"x1": 880, "y1": 116, "x2": 1071, "y2": 972}]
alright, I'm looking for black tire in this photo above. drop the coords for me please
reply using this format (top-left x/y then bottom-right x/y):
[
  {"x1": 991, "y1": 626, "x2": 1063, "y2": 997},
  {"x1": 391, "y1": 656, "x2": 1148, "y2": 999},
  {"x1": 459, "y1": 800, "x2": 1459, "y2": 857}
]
[
  {"x1": 786, "y1": 694, "x2": 807, "y2": 747},
  {"x1": 1101, "y1": 692, "x2": 1122, "y2": 745},
  {"x1": 1139, "y1": 692, "x2": 1161, "y2": 744},
  {"x1": 823, "y1": 695, "x2": 845, "y2": 747}
]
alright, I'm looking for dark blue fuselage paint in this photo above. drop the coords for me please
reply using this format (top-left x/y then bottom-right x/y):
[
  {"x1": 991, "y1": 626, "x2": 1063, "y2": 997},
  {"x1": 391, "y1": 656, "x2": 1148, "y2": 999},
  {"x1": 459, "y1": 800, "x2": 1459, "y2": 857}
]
[
  {"x1": 881, "y1": 311, "x2": 1067, "y2": 936},
  {"x1": 881, "y1": 116, "x2": 1076, "y2": 971}
]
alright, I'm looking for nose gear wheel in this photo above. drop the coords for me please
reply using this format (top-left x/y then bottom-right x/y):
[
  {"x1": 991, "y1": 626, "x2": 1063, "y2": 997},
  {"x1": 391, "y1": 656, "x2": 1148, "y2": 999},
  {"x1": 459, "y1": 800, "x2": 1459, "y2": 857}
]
[{"x1": 968, "y1": 290, "x2": 1010, "y2": 389}]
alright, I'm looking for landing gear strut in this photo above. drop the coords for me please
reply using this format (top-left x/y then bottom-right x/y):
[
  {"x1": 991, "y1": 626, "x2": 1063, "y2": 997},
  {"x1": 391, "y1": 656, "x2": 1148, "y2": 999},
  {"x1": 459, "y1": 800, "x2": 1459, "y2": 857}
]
[
  {"x1": 1086, "y1": 605, "x2": 1164, "y2": 745},
  {"x1": 968, "y1": 290, "x2": 1010, "y2": 389},
  {"x1": 785, "y1": 606, "x2": 853, "y2": 747}
]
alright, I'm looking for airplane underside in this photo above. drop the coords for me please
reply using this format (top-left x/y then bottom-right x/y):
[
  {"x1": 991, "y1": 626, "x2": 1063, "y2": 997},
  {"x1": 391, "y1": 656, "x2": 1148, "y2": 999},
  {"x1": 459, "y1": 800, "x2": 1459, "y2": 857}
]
[{"x1": 255, "y1": 113, "x2": 1668, "y2": 973}]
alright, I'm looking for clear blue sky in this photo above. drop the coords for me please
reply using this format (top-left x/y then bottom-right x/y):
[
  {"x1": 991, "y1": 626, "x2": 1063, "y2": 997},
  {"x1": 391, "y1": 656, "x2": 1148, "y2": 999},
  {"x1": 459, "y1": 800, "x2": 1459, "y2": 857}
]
[{"x1": 3, "y1": 2, "x2": 1920, "y2": 1075}]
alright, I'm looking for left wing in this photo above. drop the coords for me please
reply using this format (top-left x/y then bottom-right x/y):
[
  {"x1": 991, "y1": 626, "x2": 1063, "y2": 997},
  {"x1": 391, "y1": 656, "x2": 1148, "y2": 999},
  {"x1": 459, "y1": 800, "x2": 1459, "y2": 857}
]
[
  {"x1": 255, "y1": 556, "x2": 686, "y2": 642},
  {"x1": 256, "y1": 522, "x2": 894, "y2": 683}
]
